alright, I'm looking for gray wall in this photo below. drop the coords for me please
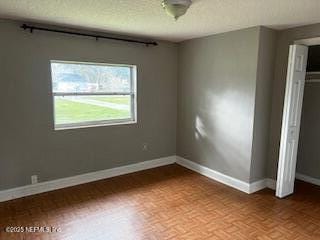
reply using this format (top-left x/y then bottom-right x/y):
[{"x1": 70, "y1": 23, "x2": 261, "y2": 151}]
[
  {"x1": 250, "y1": 27, "x2": 277, "y2": 182},
  {"x1": 297, "y1": 81, "x2": 320, "y2": 179},
  {"x1": 267, "y1": 23, "x2": 320, "y2": 179},
  {"x1": 0, "y1": 20, "x2": 178, "y2": 190},
  {"x1": 177, "y1": 27, "x2": 261, "y2": 182},
  {"x1": 4, "y1": 17, "x2": 317, "y2": 190}
]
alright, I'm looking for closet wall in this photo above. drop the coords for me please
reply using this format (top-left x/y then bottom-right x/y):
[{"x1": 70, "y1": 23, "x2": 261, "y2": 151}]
[{"x1": 297, "y1": 45, "x2": 320, "y2": 180}]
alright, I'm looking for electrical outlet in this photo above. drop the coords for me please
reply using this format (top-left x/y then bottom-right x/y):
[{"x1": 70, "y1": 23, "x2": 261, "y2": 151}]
[
  {"x1": 142, "y1": 143, "x2": 148, "y2": 151},
  {"x1": 31, "y1": 175, "x2": 38, "y2": 184}
]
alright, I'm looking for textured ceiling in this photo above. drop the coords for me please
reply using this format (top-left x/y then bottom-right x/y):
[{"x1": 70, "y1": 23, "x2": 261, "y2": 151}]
[{"x1": 0, "y1": 0, "x2": 320, "y2": 42}]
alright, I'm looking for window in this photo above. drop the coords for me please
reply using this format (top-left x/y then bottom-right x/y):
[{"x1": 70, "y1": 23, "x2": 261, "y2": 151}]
[{"x1": 50, "y1": 61, "x2": 137, "y2": 130}]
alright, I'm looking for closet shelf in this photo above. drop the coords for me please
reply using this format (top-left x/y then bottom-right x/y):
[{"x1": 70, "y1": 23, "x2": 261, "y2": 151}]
[
  {"x1": 306, "y1": 71, "x2": 320, "y2": 75},
  {"x1": 306, "y1": 72, "x2": 320, "y2": 83},
  {"x1": 306, "y1": 79, "x2": 320, "y2": 83}
]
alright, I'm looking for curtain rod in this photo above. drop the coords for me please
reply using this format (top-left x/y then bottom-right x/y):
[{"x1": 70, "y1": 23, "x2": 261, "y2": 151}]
[{"x1": 20, "y1": 24, "x2": 158, "y2": 46}]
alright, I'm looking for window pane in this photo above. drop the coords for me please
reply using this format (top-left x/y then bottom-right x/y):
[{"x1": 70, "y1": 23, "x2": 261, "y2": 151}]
[
  {"x1": 54, "y1": 95, "x2": 131, "y2": 125},
  {"x1": 51, "y1": 62, "x2": 131, "y2": 93}
]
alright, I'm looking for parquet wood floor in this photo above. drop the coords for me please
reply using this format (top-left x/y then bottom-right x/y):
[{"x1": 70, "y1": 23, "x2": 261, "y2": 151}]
[{"x1": 0, "y1": 164, "x2": 320, "y2": 240}]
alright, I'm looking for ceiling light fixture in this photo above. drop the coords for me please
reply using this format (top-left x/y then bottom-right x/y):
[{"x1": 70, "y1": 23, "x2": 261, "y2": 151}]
[{"x1": 162, "y1": 0, "x2": 192, "y2": 20}]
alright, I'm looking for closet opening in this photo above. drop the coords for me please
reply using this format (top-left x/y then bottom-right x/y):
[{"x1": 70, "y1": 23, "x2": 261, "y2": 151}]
[
  {"x1": 295, "y1": 45, "x2": 320, "y2": 189},
  {"x1": 276, "y1": 38, "x2": 320, "y2": 198}
]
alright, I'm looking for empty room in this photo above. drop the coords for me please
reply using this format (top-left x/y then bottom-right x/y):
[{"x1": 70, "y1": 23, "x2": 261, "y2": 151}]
[{"x1": 1, "y1": 1, "x2": 320, "y2": 239}]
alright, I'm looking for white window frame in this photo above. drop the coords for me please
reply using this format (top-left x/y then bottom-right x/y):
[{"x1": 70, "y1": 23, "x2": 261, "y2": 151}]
[{"x1": 50, "y1": 60, "x2": 137, "y2": 130}]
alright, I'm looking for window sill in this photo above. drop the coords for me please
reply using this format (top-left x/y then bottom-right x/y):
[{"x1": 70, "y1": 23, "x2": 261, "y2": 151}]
[{"x1": 54, "y1": 120, "x2": 137, "y2": 131}]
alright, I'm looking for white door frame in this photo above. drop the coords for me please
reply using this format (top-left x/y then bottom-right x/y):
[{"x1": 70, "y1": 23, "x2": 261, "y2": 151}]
[
  {"x1": 276, "y1": 37, "x2": 320, "y2": 198},
  {"x1": 294, "y1": 37, "x2": 320, "y2": 46}
]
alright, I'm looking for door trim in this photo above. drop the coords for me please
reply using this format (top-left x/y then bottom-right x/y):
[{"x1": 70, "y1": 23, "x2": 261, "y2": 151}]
[{"x1": 294, "y1": 37, "x2": 320, "y2": 46}]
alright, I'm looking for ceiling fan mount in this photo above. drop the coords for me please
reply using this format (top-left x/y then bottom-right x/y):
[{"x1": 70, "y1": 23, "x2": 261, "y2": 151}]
[{"x1": 161, "y1": 0, "x2": 192, "y2": 20}]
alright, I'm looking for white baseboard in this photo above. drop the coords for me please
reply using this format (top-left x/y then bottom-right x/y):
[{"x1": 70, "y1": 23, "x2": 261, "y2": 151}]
[
  {"x1": 0, "y1": 156, "x2": 176, "y2": 203},
  {"x1": 296, "y1": 173, "x2": 320, "y2": 186},
  {"x1": 176, "y1": 156, "x2": 272, "y2": 194},
  {"x1": 248, "y1": 179, "x2": 268, "y2": 194},
  {"x1": 266, "y1": 178, "x2": 276, "y2": 190},
  {"x1": 0, "y1": 155, "x2": 276, "y2": 202}
]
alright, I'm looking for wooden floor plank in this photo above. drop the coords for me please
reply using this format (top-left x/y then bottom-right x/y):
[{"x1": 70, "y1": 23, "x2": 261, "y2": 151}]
[{"x1": 0, "y1": 164, "x2": 319, "y2": 240}]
